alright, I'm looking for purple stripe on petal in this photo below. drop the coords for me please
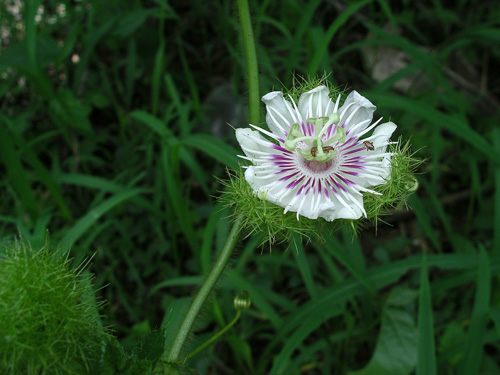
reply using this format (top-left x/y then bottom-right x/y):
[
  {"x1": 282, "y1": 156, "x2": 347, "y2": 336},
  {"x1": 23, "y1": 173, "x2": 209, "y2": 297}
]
[
  {"x1": 344, "y1": 156, "x2": 363, "y2": 162},
  {"x1": 276, "y1": 168, "x2": 296, "y2": 175},
  {"x1": 343, "y1": 147, "x2": 365, "y2": 156},
  {"x1": 341, "y1": 170, "x2": 359, "y2": 176},
  {"x1": 271, "y1": 154, "x2": 293, "y2": 161},
  {"x1": 344, "y1": 135, "x2": 358, "y2": 145},
  {"x1": 279, "y1": 171, "x2": 299, "y2": 181},
  {"x1": 335, "y1": 173, "x2": 354, "y2": 186},
  {"x1": 287, "y1": 175, "x2": 305, "y2": 189},
  {"x1": 343, "y1": 164, "x2": 364, "y2": 170},
  {"x1": 340, "y1": 141, "x2": 361, "y2": 151},
  {"x1": 273, "y1": 161, "x2": 295, "y2": 169},
  {"x1": 329, "y1": 175, "x2": 346, "y2": 192},
  {"x1": 272, "y1": 144, "x2": 293, "y2": 154},
  {"x1": 324, "y1": 184, "x2": 330, "y2": 199},
  {"x1": 325, "y1": 178, "x2": 338, "y2": 195},
  {"x1": 301, "y1": 122, "x2": 307, "y2": 135},
  {"x1": 297, "y1": 177, "x2": 312, "y2": 195},
  {"x1": 343, "y1": 163, "x2": 364, "y2": 168}
]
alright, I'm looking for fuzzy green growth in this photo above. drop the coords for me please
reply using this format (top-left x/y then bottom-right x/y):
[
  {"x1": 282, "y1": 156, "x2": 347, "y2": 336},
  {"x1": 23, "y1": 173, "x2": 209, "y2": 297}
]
[
  {"x1": 0, "y1": 240, "x2": 107, "y2": 375},
  {"x1": 219, "y1": 171, "x2": 342, "y2": 250},
  {"x1": 283, "y1": 73, "x2": 346, "y2": 104},
  {"x1": 363, "y1": 139, "x2": 422, "y2": 223}
]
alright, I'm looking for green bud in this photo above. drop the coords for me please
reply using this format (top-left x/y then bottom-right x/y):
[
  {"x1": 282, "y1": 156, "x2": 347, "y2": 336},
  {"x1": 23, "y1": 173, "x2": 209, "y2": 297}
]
[{"x1": 0, "y1": 239, "x2": 108, "y2": 374}]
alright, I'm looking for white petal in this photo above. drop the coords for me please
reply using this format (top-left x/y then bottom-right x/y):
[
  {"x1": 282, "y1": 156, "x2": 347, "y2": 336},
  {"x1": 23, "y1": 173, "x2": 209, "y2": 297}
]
[
  {"x1": 370, "y1": 121, "x2": 397, "y2": 151},
  {"x1": 252, "y1": 175, "x2": 365, "y2": 221},
  {"x1": 332, "y1": 197, "x2": 364, "y2": 220},
  {"x1": 298, "y1": 85, "x2": 331, "y2": 120},
  {"x1": 262, "y1": 91, "x2": 297, "y2": 137},
  {"x1": 314, "y1": 193, "x2": 364, "y2": 221},
  {"x1": 236, "y1": 128, "x2": 272, "y2": 162},
  {"x1": 361, "y1": 121, "x2": 397, "y2": 183},
  {"x1": 338, "y1": 91, "x2": 376, "y2": 133},
  {"x1": 244, "y1": 166, "x2": 279, "y2": 191}
]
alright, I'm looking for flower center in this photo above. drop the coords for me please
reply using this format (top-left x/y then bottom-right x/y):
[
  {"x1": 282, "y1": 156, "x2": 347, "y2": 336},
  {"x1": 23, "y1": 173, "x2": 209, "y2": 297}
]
[
  {"x1": 284, "y1": 113, "x2": 346, "y2": 162},
  {"x1": 304, "y1": 159, "x2": 332, "y2": 172}
]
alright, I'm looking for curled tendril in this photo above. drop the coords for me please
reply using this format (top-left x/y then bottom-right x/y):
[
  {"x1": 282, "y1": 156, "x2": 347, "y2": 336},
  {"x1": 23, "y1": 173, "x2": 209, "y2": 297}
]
[
  {"x1": 406, "y1": 176, "x2": 419, "y2": 193},
  {"x1": 234, "y1": 290, "x2": 251, "y2": 310},
  {"x1": 182, "y1": 291, "x2": 252, "y2": 362}
]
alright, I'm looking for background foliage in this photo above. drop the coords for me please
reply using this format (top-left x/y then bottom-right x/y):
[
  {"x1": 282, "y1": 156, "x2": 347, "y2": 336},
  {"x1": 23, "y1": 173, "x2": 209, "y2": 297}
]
[{"x1": 1, "y1": 0, "x2": 500, "y2": 374}]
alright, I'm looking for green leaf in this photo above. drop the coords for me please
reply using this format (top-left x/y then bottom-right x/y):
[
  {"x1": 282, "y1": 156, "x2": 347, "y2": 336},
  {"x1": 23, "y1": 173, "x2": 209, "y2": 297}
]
[
  {"x1": 111, "y1": 9, "x2": 156, "y2": 38},
  {"x1": 162, "y1": 297, "x2": 193, "y2": 356},
  {"x1": 135, "y1": 330, "x2": 165, "y2": 362},
  {"x1": 294, "y1": 243, "x2": 317, "y2": 299},
  {"x1": 126, "y1": 360, "x2": 153, "y2": 375},
  {"x1": 49, "y1": 89, "x2": 93, "y2": 135},
  {"x1": 365, "y1": 92, "x2": 500, "y2": 164},
  {"x1": 458, "y1": 247, "x2": 491, "y2": 375},
  {"x1": 0, "y1": 122, "x2": 38, "y2": 218},
  {"x1": 100, "y1": 337, "x2": 128, "y2": 374},
  {"x1": 182, "y1": 134, "x2": 240, "y2": 169},
  {"x1": 151, "y1": 41, "x2": 165, "y2": 115},
  {"x1": 130, "y1": 110, "x2": 171, "y2": 138},
  {"x1": 307, "y1": 0, "x2": 374, "y2": 75},
  {"x1": 349, "y1": 288, "x2": 418, "y2": 375},
  {"x1": 61, "y1": 188, "x2": 147, "y2": 256},
  {"x1": 269, "y1": 306, "x2": 343, "y2": 375},
  {"x1": 3, "y1": 116, "x2": 72, "y2": 219},
  {"x1": 417, "y1": 254, "x2": 437, "y2": 375},
  {"x1": 490, "y1": 306, "x2": 500, "y2": 340}
]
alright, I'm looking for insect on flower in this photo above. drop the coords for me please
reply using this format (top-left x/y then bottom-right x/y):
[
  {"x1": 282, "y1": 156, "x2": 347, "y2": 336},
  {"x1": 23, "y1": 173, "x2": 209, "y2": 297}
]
[
  {"x1": 363, "y1": 140, "x2": 375, "y2": 151},
  {"x1": 236, "y1": 85, "x2": 397, "y2": 221}
]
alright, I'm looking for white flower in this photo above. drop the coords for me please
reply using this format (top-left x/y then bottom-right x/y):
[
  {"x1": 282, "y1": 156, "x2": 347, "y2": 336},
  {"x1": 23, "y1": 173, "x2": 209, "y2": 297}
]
[{"x1": 236, "y1": 85, "x2": 397, "y2": 221}]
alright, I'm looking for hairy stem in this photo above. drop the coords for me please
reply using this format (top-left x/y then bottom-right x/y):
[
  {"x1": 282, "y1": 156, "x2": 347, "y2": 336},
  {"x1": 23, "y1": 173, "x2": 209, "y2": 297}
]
[
  {"x1": 237, "y1": 0, "x2": 260, "y2": 126},
  {"x1": 164, "y1": 217, "x2": 243, "y2": 363}
]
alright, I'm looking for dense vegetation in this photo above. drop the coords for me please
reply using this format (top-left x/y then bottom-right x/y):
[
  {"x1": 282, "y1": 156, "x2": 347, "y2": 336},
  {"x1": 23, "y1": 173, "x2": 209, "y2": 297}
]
[{"x1": 1, "y1": 0, "x2": 500, "y2": 374}]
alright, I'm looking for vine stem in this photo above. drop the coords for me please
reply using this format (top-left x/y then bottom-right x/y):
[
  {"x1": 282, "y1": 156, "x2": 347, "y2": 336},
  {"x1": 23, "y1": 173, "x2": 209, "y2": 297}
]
[
  {"x1": 182, "y1": 309, "x2": 242, "y2": 362},
  {"x1": 164, "y1": 217, "x2": 243, "y2": 363},
  {"x1": 237, "y1": 0, "x2": 260, "y2": 126}
]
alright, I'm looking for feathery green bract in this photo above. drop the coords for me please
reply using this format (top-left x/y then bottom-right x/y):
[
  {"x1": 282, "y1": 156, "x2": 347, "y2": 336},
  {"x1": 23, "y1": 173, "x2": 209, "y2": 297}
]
[
  {"x1": 364, "y1": 139, "x2": 422, "y2": 222},
  {"x1": 0, "y1": 240, "x2": 107, "y2": 375},
  {"x1": 283, "y1": 73, "x2": 345, "y2": 104}
]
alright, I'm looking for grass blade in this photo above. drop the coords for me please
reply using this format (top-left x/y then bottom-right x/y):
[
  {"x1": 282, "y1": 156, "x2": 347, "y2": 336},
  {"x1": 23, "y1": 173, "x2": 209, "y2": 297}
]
[
  {"x1": 295, "y1": 243, "x2": 317, "y2": 299},
  {"x1": 0, "y1": 122, "x2": 38, "y2": 219},
  {"x1": 493, "y1": 128, "x2": 500, "y2": 256},
  {"x1": 182, "y1": 134, "x2": 239, "y2": 169},
  {"x1": 307, "y1": 0, "x2": 373, "y2": 75},
  {"x1": 61, "y1": 188, "x2": 147, "y2": 256},
  {"x1": 349, "y1": 288, "x2": 418, "y2": 375},
  {"x1": 417, "y1": 254, "x2": 437, "y2": 375},
  {"x1": 458, "y1": 247, "x2": 491, "y2": 375},
  {"x1": 365, "y1": 92, "x2": 500, "y2": 163},
  {"x1": 269, "y1": 306, "x2": 343, "y2": 375}
]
